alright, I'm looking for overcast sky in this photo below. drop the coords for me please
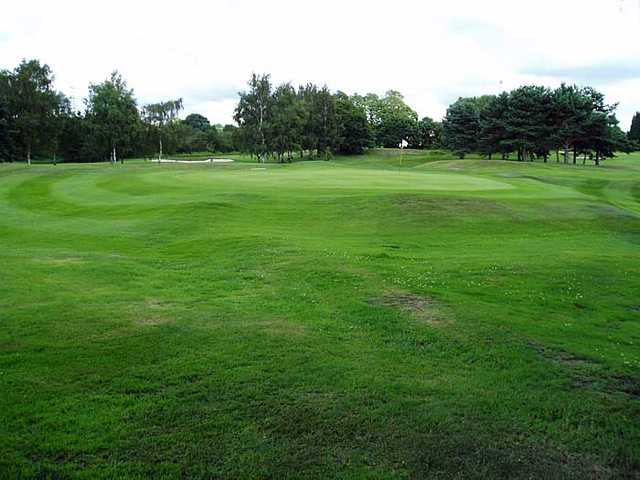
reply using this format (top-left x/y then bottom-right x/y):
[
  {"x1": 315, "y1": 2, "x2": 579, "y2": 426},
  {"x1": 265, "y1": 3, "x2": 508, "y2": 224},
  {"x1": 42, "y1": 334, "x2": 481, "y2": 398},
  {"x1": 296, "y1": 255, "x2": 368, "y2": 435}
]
[{"x1": 1, "y1": 0, "x2": 639, "y2": 128}]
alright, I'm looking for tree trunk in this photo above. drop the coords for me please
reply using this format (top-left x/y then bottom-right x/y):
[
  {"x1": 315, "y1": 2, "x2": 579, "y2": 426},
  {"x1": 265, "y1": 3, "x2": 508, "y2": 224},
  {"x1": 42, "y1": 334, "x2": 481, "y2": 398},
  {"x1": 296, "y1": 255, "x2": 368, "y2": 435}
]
[
  {"x1": 159, "y1": 137, "x2": 163, "y2": 161},
  {"x1": 572, "y1": 148, "x2": 577, "y2": 165},
  {"x1": 27, "y1": 144, "x2": 31, "y2": 165},
  {"x1": 564, "y1": 144, "x2": 569, "y2": 164},
  {"x1": 556, "y1": 150, "x2": 559, "y2": 163}
]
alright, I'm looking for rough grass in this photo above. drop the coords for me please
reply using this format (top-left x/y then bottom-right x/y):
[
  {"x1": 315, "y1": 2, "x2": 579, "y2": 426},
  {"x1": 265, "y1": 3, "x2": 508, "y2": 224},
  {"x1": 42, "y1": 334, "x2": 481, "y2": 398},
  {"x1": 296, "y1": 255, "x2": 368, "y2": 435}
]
[{"x1": 1, "y1": 150, "x2": 639, "y2": 479}]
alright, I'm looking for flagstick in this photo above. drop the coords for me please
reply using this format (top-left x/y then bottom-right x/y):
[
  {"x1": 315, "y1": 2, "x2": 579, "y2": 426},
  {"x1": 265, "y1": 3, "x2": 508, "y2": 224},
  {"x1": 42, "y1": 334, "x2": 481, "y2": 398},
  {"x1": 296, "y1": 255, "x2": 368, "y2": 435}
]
[{"x1": 398, "y1": 139, "x2": 407, "y2": 172}]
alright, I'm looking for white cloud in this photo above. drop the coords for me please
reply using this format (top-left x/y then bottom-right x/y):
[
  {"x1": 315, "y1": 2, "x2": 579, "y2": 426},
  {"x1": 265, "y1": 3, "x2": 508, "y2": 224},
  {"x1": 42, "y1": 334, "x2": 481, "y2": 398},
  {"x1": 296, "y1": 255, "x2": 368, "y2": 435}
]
[{"x1": 1, "y1": 0, "x2": 639, "y2": 127}]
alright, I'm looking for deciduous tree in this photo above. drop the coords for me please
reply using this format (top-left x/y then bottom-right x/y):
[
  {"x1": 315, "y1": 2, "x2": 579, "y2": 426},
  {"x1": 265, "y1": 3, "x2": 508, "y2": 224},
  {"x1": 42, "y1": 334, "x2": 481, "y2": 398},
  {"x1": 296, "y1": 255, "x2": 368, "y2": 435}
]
[
  {"x1": 335, "y1": 92, "x2": 370, "y2": 154},
  {"x1": 8, "y1": 59, "x2": 60, "y2": 164},
  {"x1": 234, "y1": 73, "x2": 272, "y2": 162},
  {"x1": 415, "y1": 116, "x2": 442, "y2": 150},
  {"x1": 184, "y1": 113, "x2": 210, "y2": 132},
  {"x1": 142, "y1": 98, "x2": 183, "y2": 160},
  {"x1": 86, "y1": 71, "x2": 140, "y2": 163}
]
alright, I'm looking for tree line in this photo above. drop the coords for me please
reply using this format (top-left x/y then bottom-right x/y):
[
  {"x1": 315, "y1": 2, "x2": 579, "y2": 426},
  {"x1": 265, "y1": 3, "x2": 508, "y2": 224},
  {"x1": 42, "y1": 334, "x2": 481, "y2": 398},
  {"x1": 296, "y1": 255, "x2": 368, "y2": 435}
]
[
  {"x1": 442, "y1": 85, "x2": 635, "y2": 165},
  {"x1": 233, "y1": 73, "x2": 442, "y2": 162},
  {"x1": 233, "y1": 74, "x2": 639, "y2": 165},
  {"x1": 0, "y1": 59, "x2": 241, "y2": 163},
  {"x1": 1, "y1": 59, "x2": 638, "y2": 164}
]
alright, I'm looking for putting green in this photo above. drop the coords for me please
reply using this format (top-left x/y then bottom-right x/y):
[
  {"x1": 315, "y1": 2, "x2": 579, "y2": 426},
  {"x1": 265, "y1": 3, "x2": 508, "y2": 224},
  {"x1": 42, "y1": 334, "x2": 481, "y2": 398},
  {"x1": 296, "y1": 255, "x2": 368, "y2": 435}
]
[
  {"x1": 3, "y1": 165, "x2": 514, "y2": 216},
  {"x1": 176, "y1": 165, "x2": 515, "y2": 192}
]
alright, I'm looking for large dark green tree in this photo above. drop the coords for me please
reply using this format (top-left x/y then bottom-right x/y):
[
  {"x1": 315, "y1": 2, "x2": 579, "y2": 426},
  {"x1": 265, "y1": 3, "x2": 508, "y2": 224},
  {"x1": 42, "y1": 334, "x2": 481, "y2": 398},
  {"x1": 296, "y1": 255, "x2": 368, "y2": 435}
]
[
  {"x1": 197, "y1": 127, "x2": 220, "y2": 152},
  {"x1": 184, "y1": 113, "x2": 210, "y2": 132},
  {"x1": 442, "y1": 98, "x2": 480, "y2": 158},
  {"x1": 335, "y1": 92, "x2": 370, "y2": 154},
  {"x1": 550, "y1": 84, "x2": 594, "y2": 163},
  {"x1": 86, "y1": 71, "x2": 140, "y2": 163},
  {"x1": 270, "y1": 83, "x2": 304, "y2": 162},
  {"x1": 49, "y1": 92, "x2": 72, "y2": 164},
  {"x1": 578, "y1": 112, "x2": 632, "y2": 164},
  {"x1": 352, "y1": 93, "x2": 381, "y2": 148},
  {"x1": 8, "y1": 59, "x2": 61, "y2": 164},
  {"x1": 234, "y1": 73, "x2": 272, "y2": 162},
  {"x1": 57, "y1": 110, "x2": 94, "y2": 163},
  {"x1": 0, "y1": 70, "x2": 12, "y2": 161},
  {"x1": 478, "y1": 93, "x2": 511, "y2": 159},
  {"x1": 628, "y1": 112, "x2": 640, "y2": 150},
  {"x1": 211, "y1": 124, "x2": 240, "y2": 153},
  {"x1": 311, "y1": 86, "x2": 338, "y2": 158},
  {"x1": 366, "y1": 91, "x2": 418, "y2": 148},
  {"x1": 415, "y1": 116, "x2": 442, "y2": 150},
  {"x1": 506, "y1": 86, "x2": 553, "y2": 162},
  {"x1": 297, "y1": 83, "x2": 320, "y2": 156}
]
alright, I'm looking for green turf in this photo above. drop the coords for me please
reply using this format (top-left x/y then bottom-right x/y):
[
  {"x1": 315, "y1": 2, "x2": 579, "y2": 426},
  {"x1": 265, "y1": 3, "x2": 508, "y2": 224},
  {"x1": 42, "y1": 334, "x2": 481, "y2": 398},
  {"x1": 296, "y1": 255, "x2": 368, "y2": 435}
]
[{"x1": 1, "y1": 150, "x2": 639, "y2": 479}]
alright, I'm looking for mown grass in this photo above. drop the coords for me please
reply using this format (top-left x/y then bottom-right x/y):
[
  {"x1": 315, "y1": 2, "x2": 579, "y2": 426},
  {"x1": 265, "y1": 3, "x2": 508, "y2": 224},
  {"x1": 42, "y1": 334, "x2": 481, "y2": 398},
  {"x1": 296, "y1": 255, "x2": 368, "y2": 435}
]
[{"x1": 1, "y1": 150, "x2": 639, "y2": 479}]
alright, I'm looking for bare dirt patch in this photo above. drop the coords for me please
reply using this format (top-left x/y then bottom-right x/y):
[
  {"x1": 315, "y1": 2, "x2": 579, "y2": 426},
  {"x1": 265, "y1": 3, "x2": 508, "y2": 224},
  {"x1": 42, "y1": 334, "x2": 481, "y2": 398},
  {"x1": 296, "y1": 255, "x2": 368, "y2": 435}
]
[
  {"x1": 530, "y1": 341, "x2": 640, "y2": 400},
  {"x1": 373, "y1": 292, "x2": 443, "y2": 325},
  {"x1": 135, "y1": 298, "x2": 173, "y2": 326},
  {"x1": 611, "y1": 375, "x2": 640, "y2": 400},
  {"x1": 530, "y1": 342, "x2": 594, "y2": 368},
  {"x1": 136, "y1": 315, "x2": 172, "y2": 326},
  {"x1": 260, "y1": 319, "x2": 307, "y2": 336},
  {"x1": 34, "y1": 256, "x2": 86, "y2": 266},
  {"x1": 144, "y1": 298, "x2": 165, "y2": 309}
]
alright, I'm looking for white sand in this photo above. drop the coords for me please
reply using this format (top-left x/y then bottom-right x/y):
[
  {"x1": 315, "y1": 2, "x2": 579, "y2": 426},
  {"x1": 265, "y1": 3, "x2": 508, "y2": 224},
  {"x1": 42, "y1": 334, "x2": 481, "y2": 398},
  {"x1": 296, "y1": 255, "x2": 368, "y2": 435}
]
[{"x1": 151, "y1": 158, "x2": 234, "y2": 164}]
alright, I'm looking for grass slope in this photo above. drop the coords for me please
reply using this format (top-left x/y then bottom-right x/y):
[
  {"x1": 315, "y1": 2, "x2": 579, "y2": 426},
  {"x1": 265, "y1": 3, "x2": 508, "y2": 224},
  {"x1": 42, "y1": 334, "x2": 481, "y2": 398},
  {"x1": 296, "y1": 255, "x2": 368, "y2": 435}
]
[{"x1": 1, "y1": 150, "x2": 639, "y2": 479}]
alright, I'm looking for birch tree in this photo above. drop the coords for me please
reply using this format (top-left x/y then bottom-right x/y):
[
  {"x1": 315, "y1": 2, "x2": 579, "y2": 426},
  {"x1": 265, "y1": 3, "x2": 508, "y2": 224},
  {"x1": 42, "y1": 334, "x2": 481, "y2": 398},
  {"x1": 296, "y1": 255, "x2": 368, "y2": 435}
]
[{"x1": 142, "y1": 98, "x2": 183, "y2": 160}]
